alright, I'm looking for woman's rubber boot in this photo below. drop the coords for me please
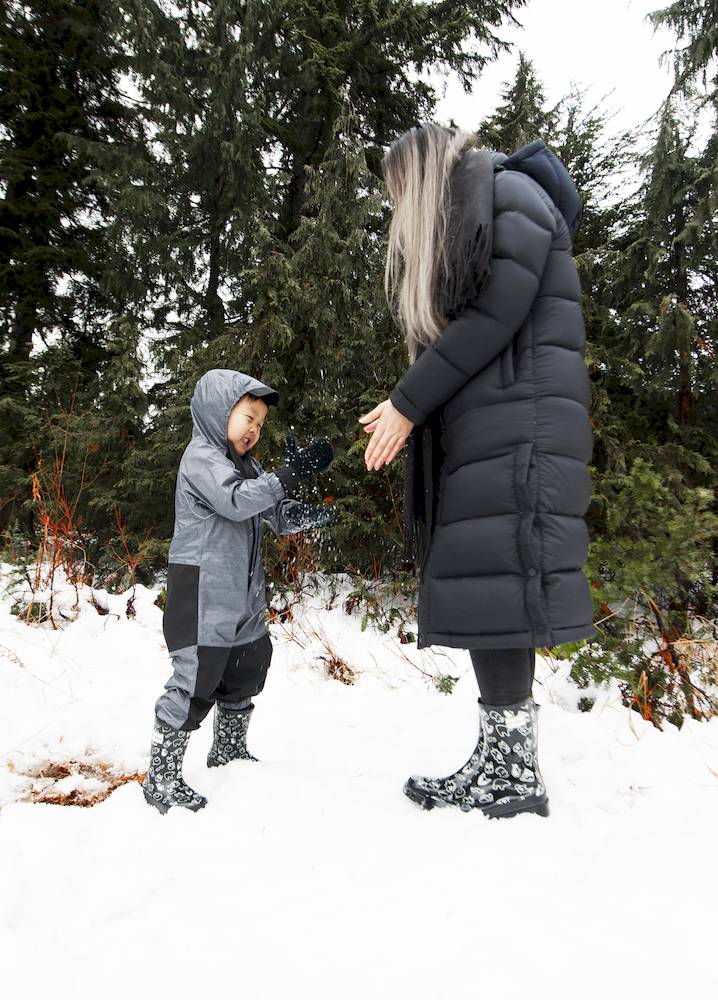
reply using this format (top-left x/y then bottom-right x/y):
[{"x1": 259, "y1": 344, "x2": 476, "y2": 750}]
[
  {"x1": 467, "y1": 695, "x2": 549, "y2": 819},
  {"x1": 141, "y1": 716, "x2": 208, "y2": 814},
  {"x1": 206, "y1": 703, "x2": 258, "y2": 767},
  {"x1": 403, "y1": 713, "x2": 485, "y2": 810}
]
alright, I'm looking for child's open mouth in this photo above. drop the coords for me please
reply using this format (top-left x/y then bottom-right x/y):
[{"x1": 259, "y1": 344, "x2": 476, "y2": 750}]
[{"x1": 241, "y1": 436, "x2": 252, "y2": 449}]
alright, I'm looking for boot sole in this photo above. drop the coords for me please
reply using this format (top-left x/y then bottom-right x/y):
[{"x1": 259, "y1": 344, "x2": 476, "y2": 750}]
[
  {"x1": 206, "y1": 755, "x2": 259, "y2": 767},
  {"x1": 403, "y1": 783, "x2": 437, "y2": 810},
  {"x1": 403, "y1": 781, "x2": 549, "y2": 819},
  {"x1": 480, "y1": 796, "x2": 550, "y2": 820},
  {"x1": 142, "y1": 787, "x2": 207, "y2": 814},
  {"x1": 403, "y1": 780, "x2": 467, "y2": 811}
]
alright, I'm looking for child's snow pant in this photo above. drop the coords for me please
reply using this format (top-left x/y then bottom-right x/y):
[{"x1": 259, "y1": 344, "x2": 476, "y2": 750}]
[
  {"x1": 155, "y1": 632, "x2": 273, "y2": 731},
  {"x1": 469, "y1": 647, "x2": 535, "y2": 705}
]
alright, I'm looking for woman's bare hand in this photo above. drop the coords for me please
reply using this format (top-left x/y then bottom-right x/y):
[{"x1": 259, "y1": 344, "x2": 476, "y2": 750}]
[{"x1": 358, "y1": 399, "x2": 414, "y2": 471}]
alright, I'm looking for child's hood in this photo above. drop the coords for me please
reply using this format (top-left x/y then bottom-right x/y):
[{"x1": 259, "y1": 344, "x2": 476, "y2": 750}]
[{"x1": 189, "y1": 368, "x2": 279, "y2": 449}]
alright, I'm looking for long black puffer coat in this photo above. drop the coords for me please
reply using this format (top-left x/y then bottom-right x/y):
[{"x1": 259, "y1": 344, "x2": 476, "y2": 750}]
[{"x1": 389, "y1": 140, "x2": 596, "y2": 651}]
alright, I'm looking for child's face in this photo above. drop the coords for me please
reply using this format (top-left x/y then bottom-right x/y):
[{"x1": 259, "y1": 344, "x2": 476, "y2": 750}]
[{"x1": 227, "y1": 396, "x2": 269, "y2": 455}]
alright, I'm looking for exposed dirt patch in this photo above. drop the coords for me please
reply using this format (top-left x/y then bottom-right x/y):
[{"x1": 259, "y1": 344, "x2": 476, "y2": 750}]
[{"x1": 8, "y1": 758, "x2": 146, "y2": 807}]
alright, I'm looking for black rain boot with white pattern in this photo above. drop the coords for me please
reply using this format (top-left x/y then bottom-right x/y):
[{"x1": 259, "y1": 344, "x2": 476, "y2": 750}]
[
  {"x1": 142, "y1": 717, "x2": 207, "y2": 814},
  {"x1": 403, "y1": 714, "x2": 485, "y2": 810},
  {"x1": 206, "y1": 703, "x2": 258, "y2": 767},
  {"x1": 466, "y1": 695, "x2": 549, "y2": 819}
]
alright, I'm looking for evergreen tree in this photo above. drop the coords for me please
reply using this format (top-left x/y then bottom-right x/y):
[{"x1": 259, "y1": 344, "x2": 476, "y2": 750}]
[
  {"x1": 14, "y1": 317, "x2": 150, "y2": 588},
  {"x1": 114, "y1": 0, "x2": 528, "y2": 573},
  {"x1": 649, "y1": 2, "x2": 718, "y2": 225},
  {"x1": 241, "y1": 93, "x2": 408, "y2": 577},
  {"x1": 573, "y1": 96, "x2": 718, "y2": 727},
  {"x1": 0, "y1": 0, "x2": 140, "y2": 534},
  {"x1": 552, "y1": 87, "x2": 632, "y2": 256},
  {"x1": 478, "y1": 51, "x2": 559, "y2": 152}
]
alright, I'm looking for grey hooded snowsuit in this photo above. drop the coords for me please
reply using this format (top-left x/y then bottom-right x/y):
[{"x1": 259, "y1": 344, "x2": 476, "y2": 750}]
[{"x1": 155, "y1": 368, "x2": 307, "y2": 731}]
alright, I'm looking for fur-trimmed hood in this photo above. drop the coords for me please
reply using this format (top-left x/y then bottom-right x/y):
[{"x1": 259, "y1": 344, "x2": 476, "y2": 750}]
[{"x1": 442, "y1": 139, "x2": 581, "y2": 318}]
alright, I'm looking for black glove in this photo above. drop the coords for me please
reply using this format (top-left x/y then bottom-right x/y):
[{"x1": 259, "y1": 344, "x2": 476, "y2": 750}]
[
  {"x1": 284, "y1": 502, "x2": 337, "y2": 531},
  {"x1": 274, "y1": 435, "x2": 334, "y2": 495}
]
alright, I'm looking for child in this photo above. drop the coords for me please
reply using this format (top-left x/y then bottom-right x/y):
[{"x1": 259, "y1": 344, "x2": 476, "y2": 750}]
[{"x1": 142, "y1": 368, "x2": 334, "y2": 813}]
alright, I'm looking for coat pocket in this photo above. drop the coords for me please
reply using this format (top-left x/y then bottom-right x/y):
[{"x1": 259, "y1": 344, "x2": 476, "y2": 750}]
[
  {"x1": 513, "y1": 441, "x2": 535, "y2": 517},
  {"x1": 500, "y1": 339, "x2": 515, "y2": 387},
  {"x1": 501, "y1": 316, "x2": 531, "y2": 388}
]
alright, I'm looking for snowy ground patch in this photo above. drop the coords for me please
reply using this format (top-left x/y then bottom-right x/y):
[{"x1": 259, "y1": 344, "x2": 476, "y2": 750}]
[{"x1": 0, "y1": 566, "x2": 716, "y2": 999}]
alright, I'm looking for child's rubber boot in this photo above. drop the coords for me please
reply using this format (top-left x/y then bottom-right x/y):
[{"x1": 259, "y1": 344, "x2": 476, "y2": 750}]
[
  {"x1": 466, "y1": 695, "x2": 549, "y2": 819},
  {"x1": 206, "y1": 703, "x2": 258, "y2": 767},
  {"x1": 141, "y1": 716, "x2": 207, "y2": 814}
]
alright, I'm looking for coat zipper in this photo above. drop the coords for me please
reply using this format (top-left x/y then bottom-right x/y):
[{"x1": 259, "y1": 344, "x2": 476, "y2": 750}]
[
  {"x1": 248, "y1": 516, "x2": 258, "y2": 590},
  {"x1": 247, "y1": 456, "x2": 260, "y2": 592}
]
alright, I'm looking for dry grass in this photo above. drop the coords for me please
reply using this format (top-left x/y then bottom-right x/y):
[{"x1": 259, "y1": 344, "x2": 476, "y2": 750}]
[
  {"x1": 8, "y1": 758, "x2": 145, "y2": 808},
  {"x1": 316, "y1": 647, "x2": 358, "y2": 685},
  {"x1": 269, "y1": 606, "x2": 359, "y2": 686}
]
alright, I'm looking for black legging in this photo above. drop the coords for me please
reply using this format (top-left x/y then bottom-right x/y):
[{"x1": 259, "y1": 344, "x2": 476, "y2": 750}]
[{"x1": 469, "y1": 647, "x2": 536, "y2": 706}]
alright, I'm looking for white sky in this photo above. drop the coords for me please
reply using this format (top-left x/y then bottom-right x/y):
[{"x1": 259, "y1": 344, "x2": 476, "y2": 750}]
[{"x1": 431, "y1": 0, "x2": 677, "y2": 136}]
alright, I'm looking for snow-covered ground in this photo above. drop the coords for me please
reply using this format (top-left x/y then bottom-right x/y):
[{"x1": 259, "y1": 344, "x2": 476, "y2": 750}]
[{"x1": 1, "y1": 566, "x2": 716, "y2": 999}]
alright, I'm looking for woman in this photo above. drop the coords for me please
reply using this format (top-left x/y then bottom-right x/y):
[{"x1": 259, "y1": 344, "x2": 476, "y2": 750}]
[{"x1": 359, "y1": 124, "x2": 596, "y2": 820}]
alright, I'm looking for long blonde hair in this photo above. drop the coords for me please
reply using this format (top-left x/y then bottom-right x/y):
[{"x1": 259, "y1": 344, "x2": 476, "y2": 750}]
[{"x1": 382, "y1": 123, "x2": 479, "y2": 362}]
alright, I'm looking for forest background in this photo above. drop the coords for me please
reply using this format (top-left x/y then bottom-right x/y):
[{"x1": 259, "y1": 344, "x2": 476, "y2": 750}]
[{"x1": 1, "y1": 0, "x2": 716, "y2": 727}]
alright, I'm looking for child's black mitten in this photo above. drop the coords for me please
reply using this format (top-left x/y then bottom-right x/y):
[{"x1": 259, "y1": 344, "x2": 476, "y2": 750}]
[
  {"x1": 275, "y1": 434, "x2": 333, "y2": 494},
  {"x1": 284, "y1": 502, "x2": 337, "y2": 531},
  {"x1": 284, "y1": 434, "x2": 333, "y2": 477}
]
